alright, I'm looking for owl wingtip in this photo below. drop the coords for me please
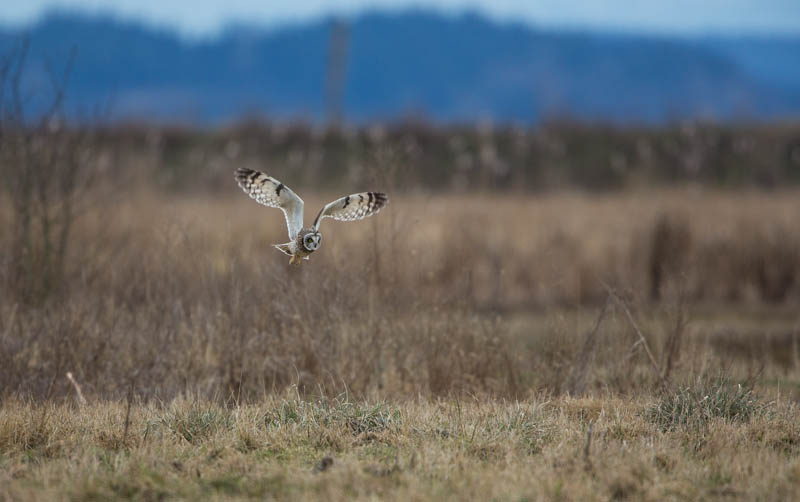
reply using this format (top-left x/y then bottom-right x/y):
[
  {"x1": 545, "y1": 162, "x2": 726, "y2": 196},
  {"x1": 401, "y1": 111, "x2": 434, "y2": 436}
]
[
  {"x1": 374, "y1": 192, "x2": 389, "y2": 210},
  {"x1": 369, "y1": 192, "x2": 388, "y2": 207},
  {"x1": 233, "y1": 167, "x2": 250, "y2": 185}
]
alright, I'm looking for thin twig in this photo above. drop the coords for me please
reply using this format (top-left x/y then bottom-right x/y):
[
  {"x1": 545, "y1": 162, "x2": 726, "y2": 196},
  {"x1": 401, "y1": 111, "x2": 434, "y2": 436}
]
[
  {"x1": 583, "y1": 421, "x2": 594, "y2": 462},
  {"x1": 569, "y1": 297, "x2": 611, "y2": 395},
  {"x1": 40, "y1": 46, "x2": 77, "y2": 121},
  {"x1": 123, "y1": 376, "x2": 135, "y2": 442},
  {"x1": 10, "y1": 38, "x2": 29, "y2": 123},
  {"x1": 599, "y1": 279, "x2": 663, "y2": 382},
  {"x1": 662, "y1": 280, "x2": 689, "y2": 381}
]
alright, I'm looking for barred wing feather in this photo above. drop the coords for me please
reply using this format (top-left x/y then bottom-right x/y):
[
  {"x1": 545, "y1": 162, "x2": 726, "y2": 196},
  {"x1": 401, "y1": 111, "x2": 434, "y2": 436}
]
[
  {"x1": 234, "y1": 167, "x2": 304, "y2": 240},
  {"x1": 313, "y1": 192, "x2": 388, "y2": 230}
]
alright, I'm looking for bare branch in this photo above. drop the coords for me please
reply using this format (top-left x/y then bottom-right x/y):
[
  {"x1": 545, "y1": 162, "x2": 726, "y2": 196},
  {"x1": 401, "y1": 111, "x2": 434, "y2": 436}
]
[
  {"x1": 598, "y1": 279, "x2": 664, "y2": 385},
  {"x1": 41, "y1": 46, "x2": 77, "y2": 122},
  {"x1": 10, "y1": 38, "x2": 29, "y2": 124}
]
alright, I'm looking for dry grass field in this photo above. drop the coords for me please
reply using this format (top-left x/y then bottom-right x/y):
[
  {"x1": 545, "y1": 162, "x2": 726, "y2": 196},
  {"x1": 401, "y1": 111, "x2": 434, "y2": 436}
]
[
  {"x1": 3, "y1": 190, "x2": 800, "y2": 398},
  {"x1": 2, "y1": 189, "x2": 800, "y2": 499},
  {"x1": 3, "y1": 142, "x2": 800, "y2": 499}
]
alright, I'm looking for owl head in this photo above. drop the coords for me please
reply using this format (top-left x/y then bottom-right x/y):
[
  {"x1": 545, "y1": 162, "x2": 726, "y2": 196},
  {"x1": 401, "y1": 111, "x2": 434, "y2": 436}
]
[{"x1": 302, "y1": 231, "x2": 322, "y2": 251}]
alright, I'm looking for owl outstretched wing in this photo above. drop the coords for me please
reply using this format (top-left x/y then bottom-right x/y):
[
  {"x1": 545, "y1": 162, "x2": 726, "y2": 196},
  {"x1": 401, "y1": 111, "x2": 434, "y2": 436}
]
[
  {"x1": 313, "y1": 192, "x2": 388, "y2": 230},
  {"x1": 234, "y1": 167, "x2": 304, "y2": 240}
]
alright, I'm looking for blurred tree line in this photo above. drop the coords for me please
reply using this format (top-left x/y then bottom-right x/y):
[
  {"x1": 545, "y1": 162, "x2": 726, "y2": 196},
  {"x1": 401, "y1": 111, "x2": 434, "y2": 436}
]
[{"x1": 103, "y1": 119, "x2": 800, "y2": 193}]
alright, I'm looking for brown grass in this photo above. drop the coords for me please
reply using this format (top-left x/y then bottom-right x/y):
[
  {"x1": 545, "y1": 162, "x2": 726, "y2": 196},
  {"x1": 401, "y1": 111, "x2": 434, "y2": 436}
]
[
  {"x1": 3, "y1": 186, "x2": 800, "y2": 499},
  {"x1": 2, "y1": 189, "x2": 800, "y2": 401}
]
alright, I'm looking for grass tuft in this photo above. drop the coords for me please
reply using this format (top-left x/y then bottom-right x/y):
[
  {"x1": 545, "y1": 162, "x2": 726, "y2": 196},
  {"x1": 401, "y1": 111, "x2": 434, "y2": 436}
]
[
  {"x1": 153, "y1": 405, "x2": 235, "y2": 444},
  {"x1": 264, "y1": 398, "x2": 401, "y2": 436},
  {"x1": 648, "y1": 378, "x2": 766, "y2": 430}
]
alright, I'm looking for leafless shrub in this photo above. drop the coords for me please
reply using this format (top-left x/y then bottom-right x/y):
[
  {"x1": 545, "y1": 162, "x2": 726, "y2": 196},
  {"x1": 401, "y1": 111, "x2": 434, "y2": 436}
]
[{"x1": 0, "y1": 41, "x2": 99, "y2": 304}]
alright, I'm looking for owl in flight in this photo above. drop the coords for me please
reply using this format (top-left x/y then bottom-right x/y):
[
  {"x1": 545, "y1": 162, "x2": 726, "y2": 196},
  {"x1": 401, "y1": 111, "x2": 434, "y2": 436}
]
[{"x1": 235, "y1": 167, "x2": 388, "y2": 265}]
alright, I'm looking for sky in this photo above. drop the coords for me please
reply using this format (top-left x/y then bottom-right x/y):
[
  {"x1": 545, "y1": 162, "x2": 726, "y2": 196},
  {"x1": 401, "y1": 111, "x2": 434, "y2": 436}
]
[{"x1": 1, "y1": 0, "x2": 799, "y2": 37}]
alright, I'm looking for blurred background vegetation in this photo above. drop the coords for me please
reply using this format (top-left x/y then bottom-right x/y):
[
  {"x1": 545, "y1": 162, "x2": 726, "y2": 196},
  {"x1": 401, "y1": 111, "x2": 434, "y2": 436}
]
[
  {"x1": 111, "y1": 120, "x2": 800, "y2": 193},
  {"x1": 1, "y1": 3, "x2": 799, "y2": 405}
]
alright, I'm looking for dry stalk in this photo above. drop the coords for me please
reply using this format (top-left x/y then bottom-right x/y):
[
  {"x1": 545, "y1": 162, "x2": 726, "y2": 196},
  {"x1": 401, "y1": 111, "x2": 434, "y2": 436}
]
[
  {"x1": 568, "y1": 298, "x2": 610, "y2": 395},
  {"x1": 583, "y1": 420, "x2": 594, "y2": 465},
  {"x1": 123, "y1": 376, "x2": 135, "y2": 441},
  {"x1": 66, "y1": 371, "x2": 87, "y2": 405},
  {"x1": 661, "y1": 282, "x2": 689, "y2": 382}
]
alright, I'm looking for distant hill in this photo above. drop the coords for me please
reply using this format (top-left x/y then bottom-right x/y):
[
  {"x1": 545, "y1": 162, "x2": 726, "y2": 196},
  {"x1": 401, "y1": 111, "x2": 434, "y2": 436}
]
[{"x1": 1, "y1": 10, "x2": 798, "y2": 124}]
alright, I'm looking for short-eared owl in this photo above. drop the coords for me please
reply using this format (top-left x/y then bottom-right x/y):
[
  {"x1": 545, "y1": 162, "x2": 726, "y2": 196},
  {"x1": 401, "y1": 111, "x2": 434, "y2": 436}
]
[{"x1": 235, "y1": 167, "x2": 388, "y2": 265}]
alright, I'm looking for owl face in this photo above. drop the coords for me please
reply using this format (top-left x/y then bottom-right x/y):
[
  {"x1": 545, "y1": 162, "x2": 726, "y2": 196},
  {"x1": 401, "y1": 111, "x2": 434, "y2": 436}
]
[{"x1": 302, "y1": 231, "x2": 322, "y2": 251}]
